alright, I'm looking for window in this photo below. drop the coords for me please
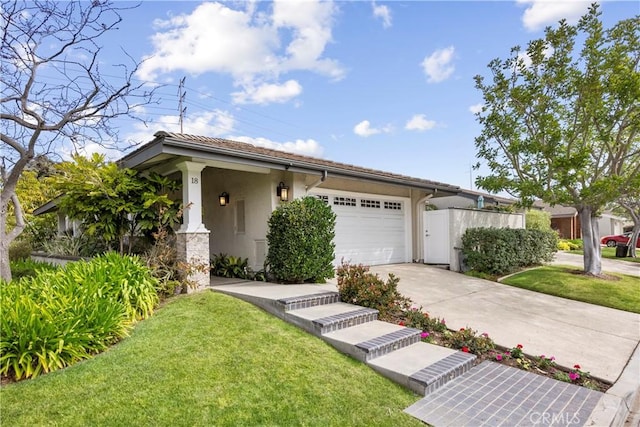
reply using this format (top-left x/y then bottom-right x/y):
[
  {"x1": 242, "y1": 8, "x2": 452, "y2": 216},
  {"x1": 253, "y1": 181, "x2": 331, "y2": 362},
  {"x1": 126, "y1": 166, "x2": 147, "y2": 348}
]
[
  {"x1": 384, "y1": 201, "x2": 402, "y2": 211},
  {"x1": 334, "y1": 197, "x2": 356, "y2": 206},
  {"x1": 360, "y1": 199, "x2": 381, "y2": 208},
  {"x1": 316, "y1": 195, "x2": 329, "y2": 204},
  {"x1": 235, "y1": 200, "x2": 245, "y2": 233}
]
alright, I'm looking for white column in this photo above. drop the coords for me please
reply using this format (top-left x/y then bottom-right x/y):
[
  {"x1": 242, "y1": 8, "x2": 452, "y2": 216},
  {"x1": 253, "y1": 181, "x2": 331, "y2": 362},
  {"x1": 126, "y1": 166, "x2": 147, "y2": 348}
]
[{"x1": 176, "y1": 161, "x2": 209, "y2": 233}]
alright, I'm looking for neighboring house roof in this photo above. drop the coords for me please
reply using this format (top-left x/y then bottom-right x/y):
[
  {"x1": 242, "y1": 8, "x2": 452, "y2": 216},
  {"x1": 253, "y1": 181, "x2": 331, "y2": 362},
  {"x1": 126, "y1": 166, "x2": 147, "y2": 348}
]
[
  {"x1": 120, "y1": 131, "x2": 461, "y2": 195},
  {"x1": 536, "y1": 202, "x2": 628, "y2": 221},
  {"x1": 453, "y1": 188, "x2": 517, "y2": 206},
  {"x1": 33, "y1": 196, "x2": 61, "y2": 216}
]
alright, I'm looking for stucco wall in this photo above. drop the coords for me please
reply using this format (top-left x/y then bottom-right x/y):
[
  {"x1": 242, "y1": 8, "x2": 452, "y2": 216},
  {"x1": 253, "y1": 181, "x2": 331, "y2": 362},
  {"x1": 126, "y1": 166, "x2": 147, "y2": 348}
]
[
  {"x1": 447, "y1": 208, "x2": 525, "y2": 272},
  {"x1": 202, "y1": 168, "x2": 282, "y2": 270}
]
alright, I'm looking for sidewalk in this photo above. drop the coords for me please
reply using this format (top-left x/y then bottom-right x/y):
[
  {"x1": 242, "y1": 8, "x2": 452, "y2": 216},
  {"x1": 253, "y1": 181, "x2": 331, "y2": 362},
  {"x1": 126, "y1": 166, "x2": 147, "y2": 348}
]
[{"x1": 551, "y1": 251, "x2": 639, "y2": 277}]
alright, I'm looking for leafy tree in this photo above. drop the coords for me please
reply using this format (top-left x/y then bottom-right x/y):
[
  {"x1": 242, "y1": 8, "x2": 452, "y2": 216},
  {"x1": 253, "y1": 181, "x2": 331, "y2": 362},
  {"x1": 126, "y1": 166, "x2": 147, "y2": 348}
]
[
  {"x1": 53, "y1": 154, "x2": 181, "y2": 255},
  {"x1": 473, "y1": 5, "x2": 639, "y2": 275},
  {"x1": 0, "y1": 1, "x2": 154, "y2": 281},
  {"x1": 618, "y1": 196, "x2": 640, "y2": 258}
]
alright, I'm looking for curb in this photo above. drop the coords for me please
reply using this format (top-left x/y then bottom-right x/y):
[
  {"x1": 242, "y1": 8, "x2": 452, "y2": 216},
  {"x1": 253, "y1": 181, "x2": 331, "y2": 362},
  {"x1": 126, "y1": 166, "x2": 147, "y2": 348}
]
[{"x1": 585, "y1": 342, "x2": 640, "y2": 426}]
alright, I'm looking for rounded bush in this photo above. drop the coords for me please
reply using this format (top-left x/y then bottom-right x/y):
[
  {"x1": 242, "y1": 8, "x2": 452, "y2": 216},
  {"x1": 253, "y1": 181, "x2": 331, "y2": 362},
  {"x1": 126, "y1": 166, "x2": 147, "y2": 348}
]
[{"x1": 266, "y1": 196, "x2": 336, "y2": 283}]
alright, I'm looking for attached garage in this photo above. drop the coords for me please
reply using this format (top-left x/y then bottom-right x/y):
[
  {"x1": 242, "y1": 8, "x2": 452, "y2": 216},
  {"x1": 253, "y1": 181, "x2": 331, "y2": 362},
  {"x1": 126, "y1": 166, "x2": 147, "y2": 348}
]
[{"x1": 312, "y1": 191, "x2": 411, "y2": 266}]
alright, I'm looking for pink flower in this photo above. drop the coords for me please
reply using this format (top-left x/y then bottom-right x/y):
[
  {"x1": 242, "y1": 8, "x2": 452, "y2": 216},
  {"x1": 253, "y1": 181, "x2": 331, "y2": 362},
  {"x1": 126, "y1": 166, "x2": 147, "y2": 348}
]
[
  {"x1": 574, "y1": 364, "x2": 581, "y2": 370},
  {"x1": 420, "y1": 332, "x2": 430, "y2": 339},
  {"x1": 496, "y1": 354, "x2": 503, "y2": 361},
  {"x1": 517, "y1": 344, "x2": 523, "y2": 349},
  {"x1": 481, "y1": 332, "x2": 489, "y2": 338},
  {"x1": 569, "y1": 372, "x2": 580, "y2": 381},
  {"x1": 461, "y1": 346, "x2": 470, "y2": 353},
  {"x1": 399, "y1": 321, "x2": 405, "y2": 326},
  {"x1": 550, "y1": 356, "x2": 555, "y2": 361},
  {"x1": 540, "y1": 355, "x2": 545, "y2": 359}
]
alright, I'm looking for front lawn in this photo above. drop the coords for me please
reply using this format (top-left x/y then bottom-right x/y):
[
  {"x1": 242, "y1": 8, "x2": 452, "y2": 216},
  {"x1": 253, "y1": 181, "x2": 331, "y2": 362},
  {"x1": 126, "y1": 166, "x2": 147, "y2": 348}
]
[
  {"x1": 501, "y1": 266, "x2": 640, "y2": 313},
  {"x1": 0, "y1": 292, "x2": 422, "y2": 427}
]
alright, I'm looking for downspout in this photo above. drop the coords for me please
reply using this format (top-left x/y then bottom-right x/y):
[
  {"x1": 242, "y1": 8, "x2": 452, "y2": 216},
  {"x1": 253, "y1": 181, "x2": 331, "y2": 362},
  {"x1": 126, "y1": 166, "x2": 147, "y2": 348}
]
[{"x1": 305, "y1": 170, "x2": 328, "y2": 192}]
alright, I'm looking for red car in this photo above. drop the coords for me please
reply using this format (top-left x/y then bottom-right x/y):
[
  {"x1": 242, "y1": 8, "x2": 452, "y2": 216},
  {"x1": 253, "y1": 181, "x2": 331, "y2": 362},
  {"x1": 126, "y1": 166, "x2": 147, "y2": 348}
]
[{"x1": 601, "y1": 232, "x2": 640, "y2": 248}]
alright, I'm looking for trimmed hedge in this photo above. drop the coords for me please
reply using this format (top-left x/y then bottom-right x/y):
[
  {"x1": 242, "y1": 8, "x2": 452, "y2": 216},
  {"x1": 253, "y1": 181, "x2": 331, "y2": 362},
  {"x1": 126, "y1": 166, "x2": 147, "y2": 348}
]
[
  {"x1": 461, "y1": 227, "x2": 557, "y2": 275},
  {"x1": 266, "y1": 196, "x2": 336, "y2": 283},
  {"x1": 0, "y1": 253, "x2": 158, "y2": 380}
]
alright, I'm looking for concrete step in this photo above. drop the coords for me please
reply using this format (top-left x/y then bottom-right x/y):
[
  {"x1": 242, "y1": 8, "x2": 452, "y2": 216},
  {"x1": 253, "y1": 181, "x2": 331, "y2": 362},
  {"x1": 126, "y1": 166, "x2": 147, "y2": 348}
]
[
  {"x1": 286, "y1": 302, "x2": 378, "y2": 335},
  {"x1": 323, "y1": 321, "x2": 421, "y2": 362},
  {"x1": 368, "y1": 342, "x2": 476, "y2": 395},
  {"x1": 276, "y1": 291, "x2": 340, "y2": 311}
]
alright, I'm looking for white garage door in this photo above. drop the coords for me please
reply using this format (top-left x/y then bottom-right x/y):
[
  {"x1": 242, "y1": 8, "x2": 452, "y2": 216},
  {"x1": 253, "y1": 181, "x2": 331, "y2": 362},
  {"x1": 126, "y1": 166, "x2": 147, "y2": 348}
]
[{"x1": 313, "y1": 193, "x2": 409, "y2": 266}]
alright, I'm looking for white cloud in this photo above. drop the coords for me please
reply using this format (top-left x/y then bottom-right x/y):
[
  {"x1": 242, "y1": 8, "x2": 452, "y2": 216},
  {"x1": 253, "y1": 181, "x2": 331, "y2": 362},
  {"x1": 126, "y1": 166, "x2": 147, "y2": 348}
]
[
  {"x1": 517, "y1": 0, "x2": 592, "y2": 32},
  {"x1": 405, "y1": 114, "x2": 436, "y2": 131},
  {"x1": 125, "y1": 110, "x2": 236, "y2": 145},
  {"x1": 232, "y1": 80, "x2": 302, "y2": 105},
  {"x1": 517, "y1": 45, "x2": 554, "y2": 68},
  {"x1": 353, "y1": 120, "x2": 392, "y2": 137},
  {"x1": 137, "y1": 1, "x2": 343, "y2": 105},
  {"x1": 421, "y1": 46, "x2": 455, "y2": 83},
  {"x1": 469, "y1": 103, "x2": 483, "y2": 114},
  {"x1": 372, "y1": 2, "x2": 392, "y2": 29},
  {"x1": 231, "y1": 135, "x2": 324, "y2": 157}
]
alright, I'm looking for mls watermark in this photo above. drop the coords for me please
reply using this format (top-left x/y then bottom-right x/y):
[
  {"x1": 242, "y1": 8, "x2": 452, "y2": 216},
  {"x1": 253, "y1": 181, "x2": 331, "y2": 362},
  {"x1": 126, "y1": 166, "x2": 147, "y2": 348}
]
[{"x1": 529, "y1": 411, "x2": 582, "y2": 425}]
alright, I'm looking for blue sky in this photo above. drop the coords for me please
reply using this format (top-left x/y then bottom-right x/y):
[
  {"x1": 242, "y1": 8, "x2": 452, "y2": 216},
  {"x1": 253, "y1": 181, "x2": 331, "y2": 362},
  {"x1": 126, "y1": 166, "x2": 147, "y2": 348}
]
[{"x1": 90, "y1": 1, "x2": 638, "y2": 190}]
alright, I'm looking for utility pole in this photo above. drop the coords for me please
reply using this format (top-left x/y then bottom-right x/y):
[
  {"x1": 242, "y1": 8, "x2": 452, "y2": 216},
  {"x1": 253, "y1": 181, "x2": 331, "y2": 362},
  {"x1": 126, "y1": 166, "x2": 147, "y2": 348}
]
[{"x1": 178, "y1": 77, "x2": 186, "y2": 133}]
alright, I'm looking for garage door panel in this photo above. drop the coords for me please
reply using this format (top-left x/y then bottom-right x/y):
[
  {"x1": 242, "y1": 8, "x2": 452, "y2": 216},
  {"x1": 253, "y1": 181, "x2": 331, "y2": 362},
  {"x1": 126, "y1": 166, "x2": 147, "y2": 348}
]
[{"x1": 313, "y1": 193, "x2": 409, "y2": 266}]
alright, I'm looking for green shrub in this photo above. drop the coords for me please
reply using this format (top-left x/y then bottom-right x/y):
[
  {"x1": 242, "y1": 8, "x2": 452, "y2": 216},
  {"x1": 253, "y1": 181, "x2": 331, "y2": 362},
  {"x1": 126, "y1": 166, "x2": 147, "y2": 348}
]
[
  {"x1": 266, "y1": 196, "x2": 336, "y2": 283},
  {"x1": 8, "y1": 240, "x2": 32, "y2": 261},
  {"x1": 68, "y1": 253, "x2": 159, "y2": 322},
  {"x1": 557, "y1": 241, "x2": 571, "y2": 251},
  {"x1": 0, "y1": 272, "x2": 128, "y2": 380},
  {"x1": 403, "y1": 307, "x2": 447, "y2": 333},
  {"x1": 557, "y1": 239, "x2": 581, "y2": 251},
  {"x1": 211, "y1": 253, "x2": 249, "y2": 279},
  {"x1": 0, "y1": 253, "x2": 158, "y2": 380},
  {"x1": 525, "y1": 210, "x2": 552, "y2": 231},
  {"x1": 461, "y1": 227, "x2": 557, "y2": 276},
  {"x1": 445, "y1": 327, "x2": 495, "y2": 355},
  {"x1": 336, "y1": 262, "x2": 411, "y2": 321},
  {"x1": 10, "y1": 259, "x2": 57, "y2": 280}
]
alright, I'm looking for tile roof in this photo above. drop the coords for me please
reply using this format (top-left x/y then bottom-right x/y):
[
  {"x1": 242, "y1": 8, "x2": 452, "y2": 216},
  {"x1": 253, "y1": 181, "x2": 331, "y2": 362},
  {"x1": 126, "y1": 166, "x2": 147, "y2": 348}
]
[{"x1": 146, "y1": 131, "x2": 460, "y2": 192}]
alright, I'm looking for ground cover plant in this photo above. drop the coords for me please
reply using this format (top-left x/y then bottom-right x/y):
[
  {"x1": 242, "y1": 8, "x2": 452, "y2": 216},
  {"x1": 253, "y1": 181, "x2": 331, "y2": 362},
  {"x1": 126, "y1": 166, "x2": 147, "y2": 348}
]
[
  {"x1": 0, "y1": 292, "x2": 423, "y2": 427},
  {"x1": 500, "y1": 266, "x2": 640, "y2": 313},
  {"x1": 1, "y1": 253, "x2": 158, "y2": 380}
]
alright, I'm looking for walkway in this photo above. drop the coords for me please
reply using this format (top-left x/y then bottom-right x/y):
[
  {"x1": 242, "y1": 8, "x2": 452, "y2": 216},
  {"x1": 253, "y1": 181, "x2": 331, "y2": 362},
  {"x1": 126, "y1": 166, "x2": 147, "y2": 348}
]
[{"x1": 551, "y1": 251, "x2": 639, "y2": 277}]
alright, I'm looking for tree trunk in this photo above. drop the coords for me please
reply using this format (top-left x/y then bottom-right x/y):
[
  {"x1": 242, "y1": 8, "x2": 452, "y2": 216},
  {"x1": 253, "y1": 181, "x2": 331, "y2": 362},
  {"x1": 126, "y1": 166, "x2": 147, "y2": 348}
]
[
  {"x1": 630, "y1": 225, "x2": 639, "y2": 258},
  {"x1": 577, "y1": 206, "x2": 602, "y2": 275},
  {"x1": 0, "y1": 212, "x2": 11, "y2": 282}
]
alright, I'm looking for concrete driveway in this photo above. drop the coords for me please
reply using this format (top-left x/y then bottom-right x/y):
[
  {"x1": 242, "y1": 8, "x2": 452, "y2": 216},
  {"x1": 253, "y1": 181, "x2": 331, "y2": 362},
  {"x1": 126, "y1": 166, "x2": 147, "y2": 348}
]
[
  {"x1": 552, "y1": 251, "x2": 639, "y2": 277},
  {"x1": 357, "y1": 263, "x2": 640, "y2": 384}
]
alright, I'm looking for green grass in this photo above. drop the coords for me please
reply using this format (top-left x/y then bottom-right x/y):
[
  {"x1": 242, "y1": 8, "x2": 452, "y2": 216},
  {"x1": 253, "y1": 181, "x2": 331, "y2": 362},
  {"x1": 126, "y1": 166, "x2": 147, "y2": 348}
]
[
  {"x1": 501, "y1": 266, "x2": 640, "y2": 313},
  {"x1": 0, "y1": 292, "x2": 423, "y2": 427},
  {"x1": 569, "y1": 247, "x2": 640, "y2": 263}
]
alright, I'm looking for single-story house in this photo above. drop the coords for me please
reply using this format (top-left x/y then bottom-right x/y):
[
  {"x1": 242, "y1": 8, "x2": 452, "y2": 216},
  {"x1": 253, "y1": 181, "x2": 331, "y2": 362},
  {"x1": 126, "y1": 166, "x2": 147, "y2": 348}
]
[
  {"x1": 536, "y1": 202, "x2": 629, "y2": 240},
  {"x1": 37, "y1": 131, "x2": 526, "y2": 288},
  {"x1": 120, "y1": 131, "x2": 464, "y2": 286}
]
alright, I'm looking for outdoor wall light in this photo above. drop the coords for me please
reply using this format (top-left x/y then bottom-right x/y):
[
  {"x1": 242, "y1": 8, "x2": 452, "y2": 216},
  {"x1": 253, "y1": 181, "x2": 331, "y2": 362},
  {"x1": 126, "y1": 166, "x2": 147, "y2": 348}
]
[
  {"x1": 276, "y1": 182, "x2": 289, "y2": 202},
  {"x1": 219, "y1": 192, "x2": 229, "y2": 207}
]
